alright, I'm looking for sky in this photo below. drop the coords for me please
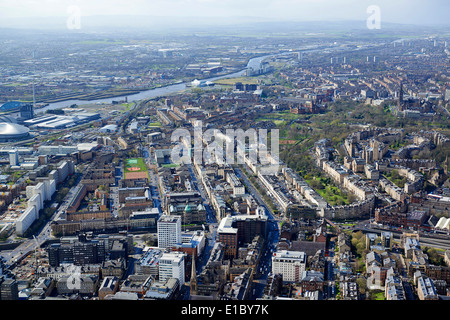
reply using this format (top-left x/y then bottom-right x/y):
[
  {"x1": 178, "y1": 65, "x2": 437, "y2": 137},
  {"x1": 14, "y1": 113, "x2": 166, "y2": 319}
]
[{"x1": 0, "y1": 0, "x2": 449, "y2": 27}]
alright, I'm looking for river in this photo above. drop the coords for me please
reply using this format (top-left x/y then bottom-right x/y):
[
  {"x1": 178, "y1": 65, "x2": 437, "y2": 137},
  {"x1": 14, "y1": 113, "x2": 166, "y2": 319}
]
[{"x1": 36, "y1": 53, "x2": 278, "y2": 114}]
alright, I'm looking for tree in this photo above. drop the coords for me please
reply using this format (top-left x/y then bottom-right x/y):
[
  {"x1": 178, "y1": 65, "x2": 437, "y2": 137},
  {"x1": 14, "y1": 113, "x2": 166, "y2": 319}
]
[
  {"x1": 55, "y1": 187, "x2": 70, "y2": 203},
  {"x1": 391, "y1": 169, "x2": 400, "y2": 180},
  {"x1": 347, "y1": 193, "x2": 356, "y2": 204},
  {"x1": 424, "y1": 247, "x2": 445, "y2": 266},
  {"x1": 310, "y1": 179, "x2": 324, "y2": 190},
  {"x1": 356, "y1": 242, "x2": 366, "y2": 257},
  {"x1": 356, "y1": 277, "x2": 367, "y2": 296}
]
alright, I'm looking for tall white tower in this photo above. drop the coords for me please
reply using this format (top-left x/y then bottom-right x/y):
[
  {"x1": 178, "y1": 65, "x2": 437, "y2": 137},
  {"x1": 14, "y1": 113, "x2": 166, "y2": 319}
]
[
  {"x1": 159, "y1": 252, "x2": 185, "y2": 283},
  {"x1": 157, "y1": 215, "x2": 182, "y2": 249},
  {"x1": 9, "y1": 150, "x2": 19, "y2": 166}
]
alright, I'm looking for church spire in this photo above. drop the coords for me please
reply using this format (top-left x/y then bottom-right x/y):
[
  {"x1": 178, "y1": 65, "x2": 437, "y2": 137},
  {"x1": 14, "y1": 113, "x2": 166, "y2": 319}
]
[{"x1": 189, "y1": 253, "x2": 198, "y2": 296}]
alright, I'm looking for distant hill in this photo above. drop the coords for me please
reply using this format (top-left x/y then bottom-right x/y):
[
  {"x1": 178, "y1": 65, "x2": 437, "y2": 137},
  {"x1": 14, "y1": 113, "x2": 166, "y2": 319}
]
[{"x1": 0, "y1": 15, "x2": 448, "y2": 36}]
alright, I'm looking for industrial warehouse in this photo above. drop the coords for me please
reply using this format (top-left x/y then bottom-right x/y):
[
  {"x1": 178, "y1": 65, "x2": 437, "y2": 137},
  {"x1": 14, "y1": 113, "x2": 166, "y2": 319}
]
[{"x1": 24, "y1": 112, "x2": 101, "y2": 130}]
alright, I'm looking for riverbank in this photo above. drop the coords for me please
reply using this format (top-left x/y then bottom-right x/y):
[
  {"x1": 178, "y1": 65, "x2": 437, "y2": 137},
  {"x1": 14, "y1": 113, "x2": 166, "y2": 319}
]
[
  {"x1": 33, "y1": 66, "x2": 250, "y2": 105},
  {"x1": 35, "y1": 52, "x2": 290, "y2": 114},
  {"x1": 37, "y1": 88, "x2": 144, "y2": 104}
]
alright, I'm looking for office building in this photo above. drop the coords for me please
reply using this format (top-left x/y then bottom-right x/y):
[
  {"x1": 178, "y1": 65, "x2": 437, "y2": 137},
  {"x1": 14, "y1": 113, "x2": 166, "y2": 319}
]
[
  {"x1": 98, "y1": 276, "x2": 119, "y2": 300},
  {"x1": 217, "y1": 213, "x2": 268, "y2": 259},
  {"x1": 15, "y1": 206, "x2": 38, "y2": 236},
  {"x1": 157, "y1": 215, "x2": 182, "y2": 249},
  {"x1": 271, "y1": 250, "x2": 306, "y2": 283},
  {"x1": 381, "y1": 232, "x2": 393, "y2": 250},
  {"x1": 47, "y1": 235, "x2": 114, "y2": 267},
  {"x1": 9, "y1": 150, "x2": 19, "y2": 166},
  {"x1": 0, "y1": 278, "x2": 19, "y2": 300},
  {"x1": 217, "y1": 215, "x2": 238, "y2": 259},
  {"x1": 158, "y1": 252, "x2": 185, "y2": 284},
  {"x1": 19, "y1": 103, "x2": 34, "y2": 120}
]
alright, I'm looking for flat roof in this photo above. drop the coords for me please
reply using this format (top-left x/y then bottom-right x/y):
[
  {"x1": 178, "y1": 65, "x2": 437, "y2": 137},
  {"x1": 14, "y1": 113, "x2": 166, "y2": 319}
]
[{"x1": 217, "y1": 215, "x2": 238, "y2": 234}]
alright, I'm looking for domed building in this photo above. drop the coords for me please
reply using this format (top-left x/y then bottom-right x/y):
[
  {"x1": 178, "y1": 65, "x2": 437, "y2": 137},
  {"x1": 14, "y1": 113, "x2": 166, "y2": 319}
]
[
  {"x1": 165, "y1": 192, "x2": 206, "y2": 224},
  {"x1": 0, "y1": 114, "x2": 18, "y2": 124},
  {"x1": 0, "y1": 122, "x2": 30, "y2": 142}
]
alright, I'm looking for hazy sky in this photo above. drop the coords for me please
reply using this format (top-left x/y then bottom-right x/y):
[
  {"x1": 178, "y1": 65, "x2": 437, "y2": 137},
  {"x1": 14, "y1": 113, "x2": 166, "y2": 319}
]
[{"x1": 1, "y1": 0, "x2": 449, "y2": 26}]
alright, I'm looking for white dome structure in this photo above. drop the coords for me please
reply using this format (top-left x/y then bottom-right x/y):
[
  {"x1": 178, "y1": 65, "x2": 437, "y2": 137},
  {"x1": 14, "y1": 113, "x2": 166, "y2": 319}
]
[{"x1": 0, "y1": 122, "x2": 30, "y2": 141}]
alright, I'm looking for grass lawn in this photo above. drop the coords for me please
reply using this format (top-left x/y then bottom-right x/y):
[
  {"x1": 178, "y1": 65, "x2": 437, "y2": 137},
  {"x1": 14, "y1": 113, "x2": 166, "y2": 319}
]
[
  {"x1": 304, "y1": 176, "x2": 352, "y2": 206},
  {"x1": 122, "y1": 102, "x2": 135, "y2": 111},
  {"x1": 317, "y1": 185, "x2": 351, "y2": 206},
  {"x1": 342, "y1": 223, "x2": 357, "y2": 227},
  {"x1": 383, "y1": 172, "x2": 407, "y2": 188},
  {"x1": 272, "y1": 120, "x2": 287, "y2": 126},
  {"x1": 161, "y1": 163, "x2": 179, "y2": 168},
  {"x1": 124, "y1": 158, "x2": 149, "y2": 179},
  {"x1": 213, "y1": 76, "x2": 260, "y2": 86},
  {"x1": 371, "y1": 291, "x2": 386, "y2": 300},
  {"x1": 256, "y1": 111, "x2": 300, "y2": 122},
  {"x1": 125, "y1": 158, "x2": 147, "y2": 170}
]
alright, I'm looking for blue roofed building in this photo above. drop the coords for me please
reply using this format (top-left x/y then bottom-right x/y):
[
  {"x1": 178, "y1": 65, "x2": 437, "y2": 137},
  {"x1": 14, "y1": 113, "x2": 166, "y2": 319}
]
[{"x1": 0, "y1": 101, "x2": 27, "y2": 112}]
